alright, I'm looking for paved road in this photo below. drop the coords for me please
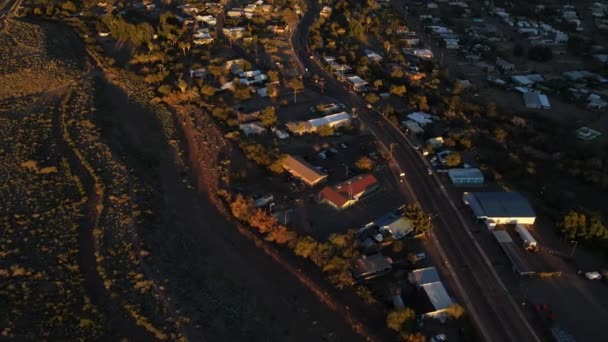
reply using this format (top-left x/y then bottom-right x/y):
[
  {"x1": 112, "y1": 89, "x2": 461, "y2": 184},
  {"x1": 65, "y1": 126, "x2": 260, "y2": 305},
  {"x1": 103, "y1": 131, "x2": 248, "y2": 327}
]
[{"x1": 292, "y1": 2, "x2": 541, "y2": 342}]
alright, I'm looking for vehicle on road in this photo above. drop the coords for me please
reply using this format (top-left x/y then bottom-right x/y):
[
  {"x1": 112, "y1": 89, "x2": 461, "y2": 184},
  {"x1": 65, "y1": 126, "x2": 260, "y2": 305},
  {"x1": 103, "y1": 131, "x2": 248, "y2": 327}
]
[
  {"x1": 584, "y1": 271, "x2": 602, "y2": 280},
  {"x1": 427, "y1": 167, "x2": 433, "y2": 175},
  {"x1": 430, "y1": 333, "x2": 447, "y2": 342}
]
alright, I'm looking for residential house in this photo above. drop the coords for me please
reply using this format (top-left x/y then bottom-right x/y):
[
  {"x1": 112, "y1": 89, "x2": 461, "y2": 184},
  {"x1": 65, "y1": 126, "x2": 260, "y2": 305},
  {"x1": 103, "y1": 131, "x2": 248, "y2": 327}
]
[
  {"x1": 350, "y1": 253, "x2": 392, "y2": 280},
  {"x1": 223, "y1": 27, "x2": 247, "y2": 39},
  {"x1": 523, "y1": 92, "x2": 551, "y2": 109},
  {"x1": 282, "y1": 155, "x2": 327, "y2": 186},
  {"x1": 318, "y1": 174, "x2": 379, "y2": 209},
  {"x1": 239, "y1": 122, "x2": 266, "y2": 136}
]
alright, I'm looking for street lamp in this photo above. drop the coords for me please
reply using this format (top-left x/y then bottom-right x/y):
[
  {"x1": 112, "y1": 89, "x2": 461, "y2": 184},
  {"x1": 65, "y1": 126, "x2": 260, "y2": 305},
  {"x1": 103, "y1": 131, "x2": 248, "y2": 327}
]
[{"x1": 284, "y1": 209, "x2": 293, "y2": 226}]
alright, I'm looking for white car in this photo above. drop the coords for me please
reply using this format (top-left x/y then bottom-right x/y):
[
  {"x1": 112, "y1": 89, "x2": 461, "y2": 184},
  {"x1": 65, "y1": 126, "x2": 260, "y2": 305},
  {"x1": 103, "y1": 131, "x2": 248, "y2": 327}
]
[
  {"x1": 318, "y1": 152, "x2": 327, "y2": 159},
  {"x1": 585, "y1": 271, "x2": 602, "y2": 280}
]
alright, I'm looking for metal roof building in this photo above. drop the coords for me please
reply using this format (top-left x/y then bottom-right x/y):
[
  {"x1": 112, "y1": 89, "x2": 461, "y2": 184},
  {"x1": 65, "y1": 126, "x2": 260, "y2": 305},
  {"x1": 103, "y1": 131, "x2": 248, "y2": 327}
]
[
  {"x1": 409, "y1": 267, "x2": 454, "y2": 318},
  {"x1": 463, "y1": 192, "x2": 536, "y2": 225},
  {"x1": 523, "y1": 92, "x2": 551, "y2": 109},
  {"x1": 448, "y1": 168, "x2": 484, "y2": 185},
  {"x1": 282, "y1": 155, "x2": 327, "y2": 186}
]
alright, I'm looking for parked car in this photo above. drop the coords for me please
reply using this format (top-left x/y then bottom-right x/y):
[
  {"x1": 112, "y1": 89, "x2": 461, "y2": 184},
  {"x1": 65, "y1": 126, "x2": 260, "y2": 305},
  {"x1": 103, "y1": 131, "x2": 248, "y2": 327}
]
[
  {"x1": 329, "y1": 148, "x2": 338, "y2": 154},
  {"x1": 340, "y1": 143, "x2": 348, "y2": 149},
  {"x1": 318, "y1": 152, "x2": 327, "y2": 159}
]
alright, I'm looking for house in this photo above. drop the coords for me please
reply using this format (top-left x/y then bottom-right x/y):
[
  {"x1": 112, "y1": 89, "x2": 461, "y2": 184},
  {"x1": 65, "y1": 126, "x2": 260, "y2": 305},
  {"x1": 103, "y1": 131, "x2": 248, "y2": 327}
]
[
  {"x1": 227, "y1": 8, "x2": 244, "y2": 17},
  {"x1": 365, "y1": 50, "x2": 383, "y2": 62},
  {"x1": 409, "y1": 267, "x2": 454, "y2": 319},
  {"x1": 379, "y1": 217, "x2": 415, "y2": 239},
  {"x1": 350, "y1": 253, "x2": 392, "y2": 280},
  {"x1": 282, "y1": 155, "x2": 327, "y2": 186},
  {"x1": 193, "y1": 28, "x2": 214, "y2": 45},
  {"x1": 401, "y1": 120, "x2": 424, "y2": 134},
  {"x1": 223, "y1": 26, "x2": 246, "y2": 39},
  {"x1": 197, "y1": 15, "x2": 217, "y2": 26},
  {"x1": 427, "y1": 136, "x2": 444, "y2": 148},
  {"x1": 496, "y1": 57, "x2": 515, "y2": 73},
  {"x1": 189, "y1": 68, "x2": 207, "y2": 78},
  {"x1": 225, "y1": 59, "x2": 246, "y2": 75},
  {"x1": 345, "y1": 76, "x2": 368, "y2": 92},
  {"x1": 320, "y1": 6, "x2": 332, "y2": 18},
  {"x1": 239, "y1": 122, "x2": 266, "y2": 136},
  {"x1": 316, "y1": 103, "x2": 341, "y2": 115},
  {"x1": 587, "y1": 94, "x2": 608, "y2": 110},
  {"x1": 407, "y1": 112, "x2": 434, "y2": 126},
  {"x1": 319, "y1": 174, "x2": 379, "y2": 209},
  {"x1": 576, "y1": 127, "x2": 602, "y2": 141},
  {"x1": 448, "y1": 168, "x2": 484, "y2": 185},
  {"x1": 463, "y1": 192, "x2": 536, "y2": 225},
  {"x1": 273, "y1": 128, "x2": 290, "y2": 139},
  {"x1": 408, "y1": 48, "x2": 434, "y2": 59},
  {"x1": 511, "y1": 75, "x2": 534, "y2": 86},
  {"x1": 523, "y1": 92, "x2": 550, "y2": 109}
]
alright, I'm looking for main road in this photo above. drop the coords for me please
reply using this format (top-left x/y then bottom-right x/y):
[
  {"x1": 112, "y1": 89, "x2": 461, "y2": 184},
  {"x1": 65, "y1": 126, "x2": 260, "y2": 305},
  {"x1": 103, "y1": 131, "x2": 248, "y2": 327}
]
[{"x1": 291, "y1": 1, "x2": 541, "y2": 341}]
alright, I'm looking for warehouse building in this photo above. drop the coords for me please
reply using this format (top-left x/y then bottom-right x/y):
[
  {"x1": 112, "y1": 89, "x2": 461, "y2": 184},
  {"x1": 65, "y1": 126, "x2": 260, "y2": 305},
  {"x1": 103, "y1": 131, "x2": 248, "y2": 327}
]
[
  {"x1": 463, "y1": 192, "x2": 536, "y2": 225},
  {"x1": 448, "y1": 168, "x2": 484, "y2": 185}
]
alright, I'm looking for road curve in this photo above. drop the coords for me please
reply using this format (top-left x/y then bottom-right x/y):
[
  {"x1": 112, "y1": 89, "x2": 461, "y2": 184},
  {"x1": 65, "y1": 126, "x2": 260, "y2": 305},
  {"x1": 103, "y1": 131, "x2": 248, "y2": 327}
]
[{"x1": 291, "y1": 2, "x2": 541, "y2": 341}]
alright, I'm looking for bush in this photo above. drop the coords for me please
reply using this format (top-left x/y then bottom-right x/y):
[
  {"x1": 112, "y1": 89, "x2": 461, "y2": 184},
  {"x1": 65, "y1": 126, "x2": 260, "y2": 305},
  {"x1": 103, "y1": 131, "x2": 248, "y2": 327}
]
[{"x1": 386, "y1": 308, "x2": 415, "y2": 332}]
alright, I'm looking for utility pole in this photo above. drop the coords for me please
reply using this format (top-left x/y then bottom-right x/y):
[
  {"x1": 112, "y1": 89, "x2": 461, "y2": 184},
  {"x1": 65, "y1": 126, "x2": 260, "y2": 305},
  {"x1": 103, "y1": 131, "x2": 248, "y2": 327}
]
[
  {"x1": 347, "y1": 181, "x2": 352, "y2": 200},
  {"x1": 570, "y1": 240, "x2": 578, "y2": 257},
  {"x1": 389, "y1": 143, "x2": 397, "y2": 162},
  {"x1": 284, "y1": 209, "x2": 293, "y2": 226}
]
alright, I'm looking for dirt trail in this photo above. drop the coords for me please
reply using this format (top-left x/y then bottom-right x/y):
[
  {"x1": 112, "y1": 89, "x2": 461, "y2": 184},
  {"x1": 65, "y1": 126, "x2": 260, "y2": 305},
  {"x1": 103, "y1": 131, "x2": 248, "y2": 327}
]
[{"x1": 53, "y1": 88, "x2": 157, "y2": 341}]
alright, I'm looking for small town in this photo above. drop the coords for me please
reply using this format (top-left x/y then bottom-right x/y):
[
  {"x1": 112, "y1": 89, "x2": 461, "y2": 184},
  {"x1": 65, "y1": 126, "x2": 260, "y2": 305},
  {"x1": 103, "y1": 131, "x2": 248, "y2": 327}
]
[{"x1": 1, "y1": 0, "x2": 607, "y2": 341}]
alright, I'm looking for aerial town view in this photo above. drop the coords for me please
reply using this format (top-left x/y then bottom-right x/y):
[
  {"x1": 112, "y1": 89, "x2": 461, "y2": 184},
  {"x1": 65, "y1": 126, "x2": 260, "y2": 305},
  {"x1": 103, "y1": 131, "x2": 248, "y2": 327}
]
[{"x1": 1, "y1": 0, "x2": 608, "y2": 340}]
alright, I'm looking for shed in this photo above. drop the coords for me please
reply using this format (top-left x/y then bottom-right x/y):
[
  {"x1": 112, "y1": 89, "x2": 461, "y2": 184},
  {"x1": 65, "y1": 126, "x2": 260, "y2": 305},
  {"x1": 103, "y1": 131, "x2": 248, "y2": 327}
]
[
  {"x1": 448, "y1": 168, "x2": 484, "y2": 185},
  {"x1": 239, "y1": 122, "x2": 266, "y2": 136},
  {"x1": 350, "y1": 253, "x2": 392, "y2": 280}
]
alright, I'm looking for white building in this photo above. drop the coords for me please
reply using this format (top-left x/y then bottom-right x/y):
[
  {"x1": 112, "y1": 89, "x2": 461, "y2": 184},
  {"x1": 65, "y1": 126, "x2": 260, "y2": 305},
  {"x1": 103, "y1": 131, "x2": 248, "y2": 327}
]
[{"x1": 239, "y1": 122, "x2": 266, "y2": 136}]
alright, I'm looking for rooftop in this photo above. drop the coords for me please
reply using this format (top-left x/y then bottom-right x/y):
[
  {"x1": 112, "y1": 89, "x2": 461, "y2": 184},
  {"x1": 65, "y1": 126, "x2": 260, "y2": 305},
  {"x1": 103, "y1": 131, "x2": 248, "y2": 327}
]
[
  {"x1": 409, "y1": 267, "x2": 440, "y2": 286},
  {"x1": 464, "y1": 192, "x2": 536, "y2": 219},
  {"x1": 282, "y1": 155, "x2": 327, "y2": 186},
  {"x1": 350, "y1": 253, "x2": 392, "y2": 279},
  {"x1": 319, "y1": 174, "x2": 379, "y2": 208}
]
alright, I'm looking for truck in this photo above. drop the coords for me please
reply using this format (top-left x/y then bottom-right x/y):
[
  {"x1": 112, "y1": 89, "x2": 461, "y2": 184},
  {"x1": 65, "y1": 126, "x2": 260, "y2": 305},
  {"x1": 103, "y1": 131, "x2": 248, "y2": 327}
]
[{"x1": 516, "y1": 224, "x2": 538, "y2": 252}]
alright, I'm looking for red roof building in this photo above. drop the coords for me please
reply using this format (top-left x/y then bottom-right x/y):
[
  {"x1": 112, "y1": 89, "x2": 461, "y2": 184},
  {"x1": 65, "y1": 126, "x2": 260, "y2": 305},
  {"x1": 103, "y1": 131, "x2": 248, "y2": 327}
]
[{"x1": 318, "y1": 174, "x2": 379, "y2": 209}]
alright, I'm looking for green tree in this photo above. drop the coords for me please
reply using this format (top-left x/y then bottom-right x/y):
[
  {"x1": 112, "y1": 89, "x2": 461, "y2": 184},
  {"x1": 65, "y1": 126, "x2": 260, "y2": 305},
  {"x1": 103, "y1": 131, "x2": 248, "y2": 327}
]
[
  {"x1": 559, "y1": 210, "x2": 608, "y2": 240},
  {"x1": 365, "y1": 93, "x2": 380, "y2": 104},
  {"x1": 493, "y1": 127, "x2": 508, "y2": 143},
  {"x1": 486, "y1": 101, "x2": 497, "y2": 117},
  {"x1": 317, "y1": 125, "x2": 334, "y2": 137},
  {"x1": 230, "y1": 194, "x2": 253, "y2": 221},
  {"x1": 200, "y1": 85, "x2": 216, "y2": 97},
  {"x1": 404, "y1": 202, "x2": 433, "y2": 235},
  {"x1": 355, "y1": 156, "x2": 374, "y2": 171},
  {"x1": 286, "y1": 77, "x2": 304, "y2": 104},
  {"x1": 386, "y1": 308, "x2": 416, "y2": 332},
  {"x1": 294, "y1": 236, "x2": 319, "y2": 258},
  {"x1": 61, "y1": 1, "x2": 77, "y2": 12},
  {"x1": 389, "y1": 84, "x2": 407, "y2": 97},
  {"x1": 444, "y1": 304, "x2": 465, "y2": 319},
  {"x1": 158, "y1": 84, "x2": 172, "y2": 95},
  {"x1": 259, "y1": 106, "x2": 277, "y2": 127},
  {"x1": 444, "y1": 152, "x2": 461, "y2": 167}
]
